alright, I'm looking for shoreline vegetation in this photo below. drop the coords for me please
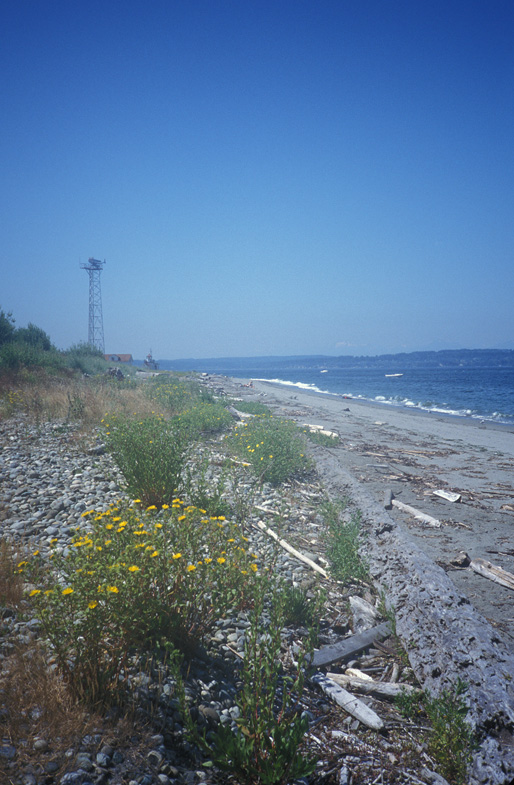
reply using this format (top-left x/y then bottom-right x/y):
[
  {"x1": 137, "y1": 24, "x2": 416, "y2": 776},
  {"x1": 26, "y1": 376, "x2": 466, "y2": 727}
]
[{"x1": 0, "y1": 313, "x2": 512, "y2": 784}]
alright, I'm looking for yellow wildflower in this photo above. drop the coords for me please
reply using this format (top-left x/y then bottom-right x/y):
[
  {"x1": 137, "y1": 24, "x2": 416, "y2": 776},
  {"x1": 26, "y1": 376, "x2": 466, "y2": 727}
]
[
  {"x1": 172, "y1": 553, "x2": 182, "y2": 559},
  {"x1": 128, "y1": 565, "x2": 140, "y2": 572},
  {"x1": 187, "y1": 564, "x2": 196, "y2": 572},
  {"x1": 107, "y1": 586, "x2": 119, "y2": 593},
  {"x1": 29, "y1": 589, "x2": 41, "y2": 597},
  {"x1": 88, "y1": 601, "x2": 98, "y2": 609},
  {"x1": 217, "y1": 557, "x2": 226, "y2": 565},
  {"x1": 62, "y1": 588, "x2": 74, "y2": 596}
]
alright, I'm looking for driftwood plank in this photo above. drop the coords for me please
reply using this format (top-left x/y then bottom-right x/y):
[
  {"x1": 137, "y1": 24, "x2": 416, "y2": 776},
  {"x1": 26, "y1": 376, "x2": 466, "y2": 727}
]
[
  {"x1": 253, "y1": 520, "x2": 329, "y2": 578},
  {"x1": 326, "y1": 672, "x2": 421, "y2": 700},
  {"x1": 311, "y1": 622, "x2": 391, "y2": 668},
  {"x1": 392, "y1": 499, "x2": 441, "y2": 528},
  {"x1": 470, "y1": 558, "x2": 514, "y2": 591},
  {"x1": 311, "y1": 673, "x2": 384, "y2": 730}
]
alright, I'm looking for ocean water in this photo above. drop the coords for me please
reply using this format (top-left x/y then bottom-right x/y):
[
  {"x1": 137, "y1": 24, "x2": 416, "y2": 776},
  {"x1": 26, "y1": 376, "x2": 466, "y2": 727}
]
[{"x1": 171, "y1": 363, "x2": 514, "y2": 425}]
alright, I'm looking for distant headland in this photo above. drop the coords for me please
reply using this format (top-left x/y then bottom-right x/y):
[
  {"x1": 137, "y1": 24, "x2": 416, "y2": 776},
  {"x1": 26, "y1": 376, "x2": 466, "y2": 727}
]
[{"x1": 135, "y1": 348, "x2": 514, "y2": 372}]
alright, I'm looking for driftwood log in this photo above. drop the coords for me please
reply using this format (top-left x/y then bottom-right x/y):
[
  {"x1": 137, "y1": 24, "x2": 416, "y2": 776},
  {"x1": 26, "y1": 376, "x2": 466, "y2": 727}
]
[
  {"x1": 311, "y1": 446, "x2": 514, "y2": 784},
  {"x1": 470, "y1": 558, "x2": 514, "y2": 591},
  {"x1": 311, "y1": 673, "x2": 385, "y2": 731}
]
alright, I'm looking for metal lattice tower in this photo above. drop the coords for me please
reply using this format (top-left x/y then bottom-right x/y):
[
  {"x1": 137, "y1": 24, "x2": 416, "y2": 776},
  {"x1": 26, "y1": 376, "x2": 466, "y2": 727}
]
[{"x1": 80, "y1": 258, "x2": 105, "y2": 353}]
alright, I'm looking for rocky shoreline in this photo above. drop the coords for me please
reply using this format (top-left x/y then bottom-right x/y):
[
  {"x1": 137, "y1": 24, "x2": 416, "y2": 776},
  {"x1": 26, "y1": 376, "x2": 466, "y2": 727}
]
[{"x1": 1, "y1": 374, "x2": 513, "y2": 784}]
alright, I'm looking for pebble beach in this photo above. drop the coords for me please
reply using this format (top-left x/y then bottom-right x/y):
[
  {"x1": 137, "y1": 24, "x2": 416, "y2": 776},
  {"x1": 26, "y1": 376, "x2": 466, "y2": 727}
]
[{"x1": 2, "y1": 372, "x2": 514, "y2": 784}]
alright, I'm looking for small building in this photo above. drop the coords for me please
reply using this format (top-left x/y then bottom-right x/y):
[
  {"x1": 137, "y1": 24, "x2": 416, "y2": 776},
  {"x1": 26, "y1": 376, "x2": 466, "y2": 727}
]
[{"x1": 104, "y1": 354, "x2": 133, "y2": 364}]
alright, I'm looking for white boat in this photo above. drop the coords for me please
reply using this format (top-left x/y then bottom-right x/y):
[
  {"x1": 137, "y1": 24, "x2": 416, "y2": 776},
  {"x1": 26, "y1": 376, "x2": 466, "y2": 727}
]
[
  {"x1": 385, "y1": 373, "x2": 403, "y2": 377},
  {"x1": 320, "y1": 369, "x2": 328, "y2": 373}
]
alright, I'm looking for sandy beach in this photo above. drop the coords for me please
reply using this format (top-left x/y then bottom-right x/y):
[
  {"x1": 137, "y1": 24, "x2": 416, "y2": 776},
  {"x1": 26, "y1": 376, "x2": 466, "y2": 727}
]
[{"x1": 224, "y1": 377, "x2": 514, "y2": 646}]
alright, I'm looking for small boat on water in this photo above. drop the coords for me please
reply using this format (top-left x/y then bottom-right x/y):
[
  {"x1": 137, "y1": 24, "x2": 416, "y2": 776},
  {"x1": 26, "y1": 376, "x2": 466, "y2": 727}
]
[
  {"x1": 385, "y1": 373, "x2": 403, "y2": 377},
  {"x1": 320, "y1": 369, "x2": 328, "y2": 373}
]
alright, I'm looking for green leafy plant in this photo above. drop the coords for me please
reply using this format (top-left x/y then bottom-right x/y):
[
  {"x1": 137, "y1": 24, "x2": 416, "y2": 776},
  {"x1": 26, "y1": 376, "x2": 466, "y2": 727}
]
[
  {"x1": 229, "y1": 415, "x2": 310, "y2": 485},
  {"x1": 231, "y1": 400, "x2": 271, "y2": 415},
  {"x1": 173, "y1": 401, "x2": 233, "y2": 438},
  {"x1": 105, "y1": 414, "x2": 189, "y2": 506},
  {"x1": 280, "y1": 582, "x2": 325, "y2": 630},
  {"x1": 424, "y1": 679, "x2": 475, "y2": 785},
  {"x1": 147, "y1": 376, "x2": 214, "y2": 414},
  {"x1": 184, "y1": 454, "x2": 232, "y2": 517},
  {"x1": 322, "y1": 499, "x2": 369, "y2": 584},
  {"x1": 394, "y1": 687, "x2": 423, "y2": 719},
  {"x1": 178, "y1": 577, "x2": 317, "y2": 784},
  {"x1": 25, "y1": 501, "x2": 258, "y2": 706}
]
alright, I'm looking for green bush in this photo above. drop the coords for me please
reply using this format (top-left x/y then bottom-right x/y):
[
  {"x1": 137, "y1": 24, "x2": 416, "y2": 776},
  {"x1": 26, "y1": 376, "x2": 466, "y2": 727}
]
[
  {"x1": 424, "y1": 679, "x2": 475, "y2": 784},
  {"x1": 231, "y1": 400, "x2": 270, "y2": 416},
  {"x1": 105, "y1": 414, "x2": 189, "y2": 506},
  {"x1": 180, "y1": 578, "x2": 317, "y2": 784},
  {"x1": 148, "y1": 376, "x2": 215, "y2": 414},
  {"x1": 229, "y1": 415, "x2": 310, "y2": 485},
  {"x1": 65, "y1": 343, "x2": 108, "y2": 375},
  {"x1": 322, "y1": 499, "x2": 369, "y2": 584},
  {"x1": 25, "y1": 501, "x2": 259, "y2": 706},
  {"x1": 173, "y1": 401, "x2": 233, "y2": 437},
  {"x1": 0, "y1": 341, "x2": 64, "y2": 372}
]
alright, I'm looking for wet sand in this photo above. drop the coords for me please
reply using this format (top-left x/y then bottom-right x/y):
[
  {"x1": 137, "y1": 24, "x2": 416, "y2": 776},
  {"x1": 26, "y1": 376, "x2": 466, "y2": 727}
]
[{"x1": 233, "y1": 378, "x2": 514, "y2": 646}]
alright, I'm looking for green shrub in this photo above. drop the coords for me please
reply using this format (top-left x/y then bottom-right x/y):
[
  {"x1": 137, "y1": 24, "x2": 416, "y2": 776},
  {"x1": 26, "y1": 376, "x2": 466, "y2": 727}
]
[
  {"x1": 229, "y1": 415, "x2": 310, "y2": 485},
  {"x1": 322, "y1": 499, "x2": 369, "y2": 584},
  {"x1": 184, "y1": 455, "x2": 232, "y2": 517},
  {"x1": 25, "y1": 501, "x2": 259, "y2": 706},
  {"x1": 231, "y1": 400, "x2": 270, "y2": 416},
  {"x1": 424, "y1": 679, "x2": 475, "y2": 785},
  {"x1": 173, "y1": 401, "x2": 233, "y2": 437},
  {"x1": 105, "y1": 414, "x2": 189, "y2": 506},
  {"x1": 65, "y1": 343, "x2": 108, "y2": 375},
  {"x1": 179, "y1": 578, "x2": 317, "y2": 784},
  {"x1": 0, "y1": 341, "x2": 64, "y2": 372},
  {"x1": 148, "y1": 376, "x2": 215, "y2": 414}
]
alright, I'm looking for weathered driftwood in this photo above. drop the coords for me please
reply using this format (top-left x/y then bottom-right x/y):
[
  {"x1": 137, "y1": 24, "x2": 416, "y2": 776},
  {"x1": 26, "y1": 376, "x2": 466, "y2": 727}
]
[
  {"x1": 253, "y1": 520, "x2": 329, "y2": 579},
  {"x1": 311, "y1": 673, "x2": 384, "y2": 731},
  {"x1": 311, "y1": 622, "x2": 391, "y2": 668},
  {"x1": 326, "y1": 672, "x2": 421, "y2": 700},
  {"x1": 349, "y1": 595, "x2": 378, "y2": 633},
  {"x1": 470, "y1": 557, "x2": 514, "y2": 591},
  {"x1": 391, "y1": 498, "x2": 441, "y2": 528}
]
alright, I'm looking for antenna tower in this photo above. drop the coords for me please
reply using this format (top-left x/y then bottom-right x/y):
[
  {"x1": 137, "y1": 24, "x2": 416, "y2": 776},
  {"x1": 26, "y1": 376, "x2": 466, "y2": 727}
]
[{"x1": 80, "y1": 258, "x2": 105, "y2": 353}]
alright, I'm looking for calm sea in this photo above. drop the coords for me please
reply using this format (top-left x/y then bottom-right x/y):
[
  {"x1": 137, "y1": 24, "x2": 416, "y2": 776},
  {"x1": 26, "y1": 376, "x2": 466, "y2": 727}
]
[{"x1": 159, "y1": 362, "x2": 514, "y2": 425}]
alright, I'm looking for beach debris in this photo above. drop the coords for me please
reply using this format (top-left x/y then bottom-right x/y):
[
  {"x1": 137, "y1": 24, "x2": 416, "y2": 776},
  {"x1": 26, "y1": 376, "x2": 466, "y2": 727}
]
[
  {"x1": 326, "y1": 672, "x2": 421, "y2": 700},
  {"x1": 252, "y1": 520, "x2": 329, "y2": 578},
  {"x1": 349, "y1": 595, "x2": 378, "y2": 633},
  {"x1": 449, "y1": 551, "x2": 471, "y2": 568},
  {"x1": 384, "y1": 489, "x2": 394, "y2": 509},
  {"x1": 311, "y1": 673, "x2": 385, "y2": 731},
  {"x1": 312, "y1": 622, "x2": 392, "y2": 668},
  {"x1": 433, "y1": 489, "x2": 461, "y2": 503},
  {"x1": 389, "y1": 496, "x2": 441, "y2": 528},
  {"x1": 302, "y1": 423, "x2": 339, "y2": 439},
  {"x1": 227, "y1": 405, "x2": 255, "y2": 420},
  {"x1": 469, "y1": 557, "x2": 514, "y2": 591}
]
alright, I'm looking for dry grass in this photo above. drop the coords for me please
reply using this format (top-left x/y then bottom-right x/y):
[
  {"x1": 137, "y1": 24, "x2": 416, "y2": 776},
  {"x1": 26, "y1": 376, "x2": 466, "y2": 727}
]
[
  {"x1": 0, "y1": 540, "x2": 24, "y2": 608},
  {"x1": 0, "y1": 371, "x2": 168, "y2": 426},
  {"x1": 0, "y1": 539, "x2": 155, "y2": 782}
]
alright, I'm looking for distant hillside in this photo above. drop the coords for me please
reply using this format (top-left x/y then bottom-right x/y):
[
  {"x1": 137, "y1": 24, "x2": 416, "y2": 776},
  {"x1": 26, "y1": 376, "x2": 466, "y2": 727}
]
[{"x1": 136, "y1": 349, "x2": 514, "y2": 372}]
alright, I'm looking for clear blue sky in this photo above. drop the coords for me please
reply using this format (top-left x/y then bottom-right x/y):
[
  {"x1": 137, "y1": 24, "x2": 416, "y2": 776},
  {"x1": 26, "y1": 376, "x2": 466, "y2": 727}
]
[{"x1": 2, "y1": 0, "x2": 513, "y2": 359}]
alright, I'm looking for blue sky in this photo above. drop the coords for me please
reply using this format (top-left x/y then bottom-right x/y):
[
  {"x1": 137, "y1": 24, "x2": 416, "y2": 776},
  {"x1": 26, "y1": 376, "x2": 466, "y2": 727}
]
[{"x1": 1, "y1": 0, "x2": 513, "y2": 359}]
